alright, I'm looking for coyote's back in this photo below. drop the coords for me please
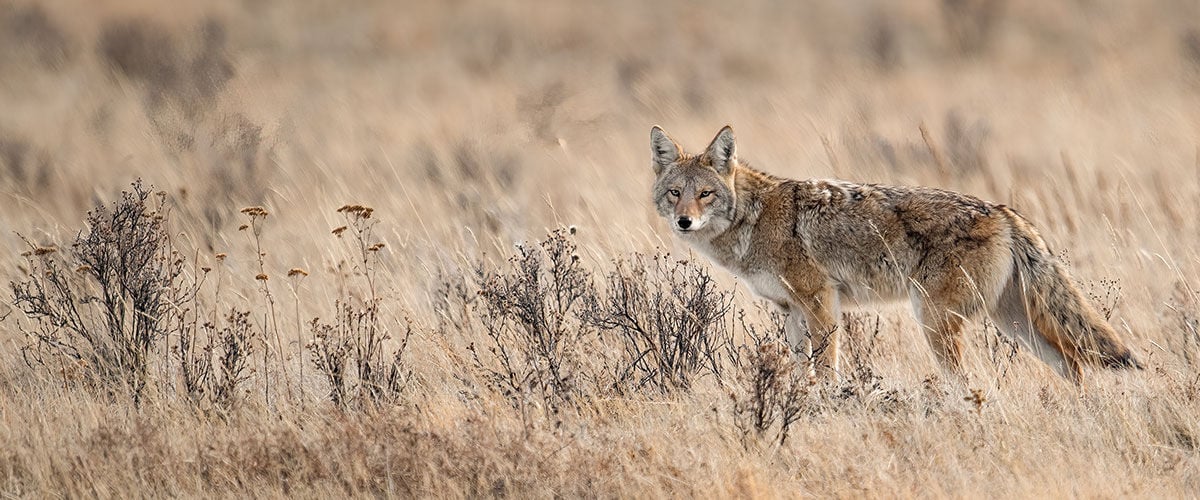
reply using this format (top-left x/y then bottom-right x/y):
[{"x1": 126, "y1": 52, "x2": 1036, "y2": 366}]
[{"x1": 649, "y1": 125, "x2": 1140, "y2": 382}]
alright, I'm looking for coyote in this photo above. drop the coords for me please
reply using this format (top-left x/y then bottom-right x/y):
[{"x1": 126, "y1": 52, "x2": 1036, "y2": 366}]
[{"x1": 649, "y1": 125, "x2": 1141, "y2": 382}]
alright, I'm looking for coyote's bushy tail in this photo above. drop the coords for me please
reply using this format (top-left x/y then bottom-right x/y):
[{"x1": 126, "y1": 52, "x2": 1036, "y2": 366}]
[{"x1": 993, "y1": 207, "x2": 1142, "y2": 380}]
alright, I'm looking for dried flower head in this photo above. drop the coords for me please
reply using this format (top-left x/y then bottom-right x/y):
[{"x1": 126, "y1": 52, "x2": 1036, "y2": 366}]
[
  {"x1": 240, "y1": 206, "x2": 269, "y2": 217},
  {"x1": 238, "y1": 224, "x2": 249, "y2": 231},
  {"x1": 33, "y1": 246, "x2": 57, "y2": 256},
  {"x1": 337, "y1": 204, "x2": 374, "y2": 219},
  {"x1": 287, "y1": 267, "x2": 309, "y2": 278},
  {"x1": 368, "y1": 242, "x2": 386, "y2": 252},
  {"x1": 331, "y1": 226, "x2": 347, "y2": 236},
  {"x1": 255, "y1": 273, "x2": 269, "y2": 281},
  {"x1": 965, "y1": 389, "x2": 986, "y2": 413},
  {"x1": 215, "y1": 253, "x2": 227, "y2": 261},
  {"x1": 75, "y1": 265, "x2": 92, "y2": 273}
]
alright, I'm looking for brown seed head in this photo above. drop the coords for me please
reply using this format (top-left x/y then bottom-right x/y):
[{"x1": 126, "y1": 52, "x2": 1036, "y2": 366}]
[
  {"x1": 240, "y1": 206, "x2": 269, "y2": 217},
  {"x1": 337, "y1": 204, "x2": 374, "y2": 219},
  {"x1": 255, "y1": 273, "x2": 269, "y2": 281},
  {"x1": 964, "y1": 389, "x2": 986, "y2": 413},
  {"x1": 287, "y1": 268, "x2": 309, "y2": 278}
]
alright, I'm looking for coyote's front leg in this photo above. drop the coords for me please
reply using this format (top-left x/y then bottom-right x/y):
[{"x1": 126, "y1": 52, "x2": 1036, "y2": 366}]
[{"x1": 785, "y1": 287, "x2": 840, "y2": 381}]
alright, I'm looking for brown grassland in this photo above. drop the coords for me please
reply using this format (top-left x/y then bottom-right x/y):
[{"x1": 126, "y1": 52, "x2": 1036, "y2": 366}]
[{"x1": 2, "y1": 0, "x2": 1200, "y2": 497}]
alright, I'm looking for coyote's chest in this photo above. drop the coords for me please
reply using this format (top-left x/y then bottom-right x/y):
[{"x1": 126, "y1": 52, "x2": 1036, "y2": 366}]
[
  {"x1": 740, "y1": 271, "x2": 794, "y2": 305},
  {"x1": 684, "y1": 229, "x2": 794, "y2": 305}
]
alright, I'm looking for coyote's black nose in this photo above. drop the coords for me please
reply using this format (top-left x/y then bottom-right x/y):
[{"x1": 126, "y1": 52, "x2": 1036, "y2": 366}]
[{"x1": 676, "y1": 216, "x2": 692, "y2": 230}]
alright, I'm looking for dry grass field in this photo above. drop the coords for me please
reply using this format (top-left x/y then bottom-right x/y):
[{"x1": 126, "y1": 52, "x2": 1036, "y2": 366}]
[{"x1": 2, "y1": 0, "x2": 1199, "y2": 497}]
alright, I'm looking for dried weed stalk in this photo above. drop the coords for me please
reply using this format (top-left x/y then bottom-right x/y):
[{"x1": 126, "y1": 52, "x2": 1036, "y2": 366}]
[{"x1": 308, "y1": 204, "x2": 410, "y2": 409}]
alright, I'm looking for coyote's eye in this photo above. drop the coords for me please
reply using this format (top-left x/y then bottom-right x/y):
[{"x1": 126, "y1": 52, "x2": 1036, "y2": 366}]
[
  {"x1": 698, "y1": 190, "x2": 714, "y2": 198},
  {"x1": 667, "y1": 189, "x2": 681, "y2": 197}
]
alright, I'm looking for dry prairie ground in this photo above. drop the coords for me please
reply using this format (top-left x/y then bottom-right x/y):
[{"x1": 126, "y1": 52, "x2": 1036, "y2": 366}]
[{"x1": 1, "y1": 0, "x2": 1199, "y2": 497}]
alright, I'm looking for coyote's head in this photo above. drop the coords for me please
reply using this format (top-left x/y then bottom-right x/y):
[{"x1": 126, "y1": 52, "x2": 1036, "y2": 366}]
[{"x1": 650, "y1": 125, "x2": 738, "y2": 236}]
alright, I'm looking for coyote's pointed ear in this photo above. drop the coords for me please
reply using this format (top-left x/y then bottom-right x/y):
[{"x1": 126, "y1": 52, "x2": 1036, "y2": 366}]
[
  {"x1": 650, "y1": 125, "x2": 681, "y2": 175},
  {"x1": 705, "y1": 125, "x2": 736, "y2": 174}
]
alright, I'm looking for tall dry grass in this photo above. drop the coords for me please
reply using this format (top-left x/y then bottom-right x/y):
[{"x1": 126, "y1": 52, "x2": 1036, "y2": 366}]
[{"x1": 2, "y1": 0, "x2": 1199, "y2": 497}]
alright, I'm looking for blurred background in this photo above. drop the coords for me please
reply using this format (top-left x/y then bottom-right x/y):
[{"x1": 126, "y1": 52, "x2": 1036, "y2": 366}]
[{"x1": 1, "y1": 0, "x2": 1198, "y2": 357}]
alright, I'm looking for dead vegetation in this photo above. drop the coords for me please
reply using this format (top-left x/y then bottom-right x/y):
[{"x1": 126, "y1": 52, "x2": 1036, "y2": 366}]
[{"x1": 2, "y1": 0, "x2": 1200, "y2": 497}]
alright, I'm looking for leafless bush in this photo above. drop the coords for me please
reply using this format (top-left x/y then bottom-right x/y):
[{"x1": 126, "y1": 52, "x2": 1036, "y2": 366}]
[
  {"x1": 10, "y1": 181, "x2": 195, "y2": 404},
  {"x1": 352, "y1": 311, "x2": 412, "y2": 407},
  {"x1": 583, "y1": 254, "x2": 734, "y2": 394},
  {"x1": 1086, "y1": 278, "x2": 1124, "y2": 322},
  {"x1": 308, "y1": 205, "x2": 410, "y2": 410},
  {"x1": 309, "y1": 301, "x2": 411, "y2": 410},
  {"x1": 468, "y1": 227, "x2": 595, "y2": 418},
  {"x1": 840, "y1": 313, "x2": 884, "y2": 386},
  {"x1": 308, "y1": 314, "x2": 351, "y2": 408},
  {"x1": 178, "y1": 309, "x2": 258, "y2": 412},
  {"x1": 730, "y1": 339, "x2": 809, "y2": 446}
]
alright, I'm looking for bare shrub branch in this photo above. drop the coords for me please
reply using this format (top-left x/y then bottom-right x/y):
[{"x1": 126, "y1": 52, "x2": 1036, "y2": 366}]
[
  {"x1": 468, "y1": 228, "x2": 596, "y2": 419},
  {"x1": 10, "y1": 181, "x2": 196, "y2": 405},
  {"x1": 583, "y1": 253, "x2": 734, "y2": 393}
]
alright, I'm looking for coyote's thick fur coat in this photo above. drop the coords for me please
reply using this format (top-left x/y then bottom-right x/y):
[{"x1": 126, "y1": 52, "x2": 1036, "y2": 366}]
[{"x1": 649, "y1": 125, "x2": 1141, "y2": 382}]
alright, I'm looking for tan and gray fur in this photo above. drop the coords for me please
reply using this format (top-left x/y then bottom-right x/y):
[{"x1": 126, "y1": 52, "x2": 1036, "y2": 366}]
[{"x1": 650, "y1": 125, "x2": 1141, "y2": 382}]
